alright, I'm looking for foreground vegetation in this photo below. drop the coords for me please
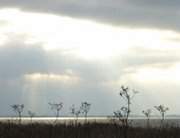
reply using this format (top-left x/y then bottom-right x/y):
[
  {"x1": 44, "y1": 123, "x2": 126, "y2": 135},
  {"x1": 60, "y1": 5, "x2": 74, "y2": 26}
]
[
  {"x1": 3, "y1": 86, "x2": 178, "y2": 137},
  {"x1": 0, "y1": 122, "x2": 180, "y2": 138}
]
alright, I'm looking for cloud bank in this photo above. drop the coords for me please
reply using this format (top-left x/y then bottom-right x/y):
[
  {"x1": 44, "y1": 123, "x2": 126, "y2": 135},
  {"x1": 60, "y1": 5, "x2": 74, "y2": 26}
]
[{"x1": 0, "y1": 0, "x2": 180, "y2": 31}]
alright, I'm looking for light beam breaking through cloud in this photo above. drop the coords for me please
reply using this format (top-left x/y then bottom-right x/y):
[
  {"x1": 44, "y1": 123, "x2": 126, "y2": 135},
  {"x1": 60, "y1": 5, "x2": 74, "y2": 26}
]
[{"x1": 0, "y1": 3, "x2": 180, "y2": 116}]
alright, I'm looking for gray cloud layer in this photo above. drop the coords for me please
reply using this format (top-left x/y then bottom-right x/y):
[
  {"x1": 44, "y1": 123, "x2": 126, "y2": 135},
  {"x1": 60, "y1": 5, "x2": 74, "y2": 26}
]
[{"x1": 0, "y1": 0, "x2": 180, "y2": 31}]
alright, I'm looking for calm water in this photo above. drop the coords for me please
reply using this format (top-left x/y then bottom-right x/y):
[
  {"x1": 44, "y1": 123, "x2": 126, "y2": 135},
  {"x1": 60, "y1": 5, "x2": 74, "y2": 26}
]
[{"x1": 0, "y1": 117, "x2": 180, "y2": 127}]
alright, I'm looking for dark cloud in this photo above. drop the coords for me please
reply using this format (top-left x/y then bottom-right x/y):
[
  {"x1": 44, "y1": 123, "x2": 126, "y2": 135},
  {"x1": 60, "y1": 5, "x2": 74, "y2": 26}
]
[{"x1": 0, "y1": 0, "x2": 180, "y2": 31}]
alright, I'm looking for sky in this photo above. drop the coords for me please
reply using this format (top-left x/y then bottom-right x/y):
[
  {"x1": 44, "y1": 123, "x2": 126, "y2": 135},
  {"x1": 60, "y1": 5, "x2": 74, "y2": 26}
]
[{"x1": 0, "y1": 0, "x2": 180, "y2": 117}]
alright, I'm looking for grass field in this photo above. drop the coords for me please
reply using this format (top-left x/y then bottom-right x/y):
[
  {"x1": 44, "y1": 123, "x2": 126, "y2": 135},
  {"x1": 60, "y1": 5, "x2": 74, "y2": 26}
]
[{"x1": 0, "y1": 121, "x2": 180, "y2": 138}]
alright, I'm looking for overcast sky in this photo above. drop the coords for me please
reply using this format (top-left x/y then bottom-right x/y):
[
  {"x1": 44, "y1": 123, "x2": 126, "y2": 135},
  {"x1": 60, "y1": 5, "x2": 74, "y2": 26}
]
[{"x1": 0, "y1": 1, "x2": 180, "y2": 116}]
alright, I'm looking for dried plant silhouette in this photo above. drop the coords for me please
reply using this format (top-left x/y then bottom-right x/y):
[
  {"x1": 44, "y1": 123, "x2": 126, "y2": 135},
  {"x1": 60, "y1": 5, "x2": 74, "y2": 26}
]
[
  {"x1": 80, "y1": 102, "x2": 91, "y2": 123},
  {"x1": 142, "y1": 109, "x2": 152, "y2": 127},
  {"x1": 154, "y1": 105, "x2": 169, "y2": 125},
  {"x1": 70, "y1": 104, "x2": 81, "y2": 124},
  {"x1": 117, "y1": 85, "x2": 138, "y2": 138},
  {"x1": 28, "y1": 110, "x2": 36, "y2": 123},
  {"x1": 119, "y1": 86, "x2": 138, "y2": 127},
  {"x1": 49, "y1": 102, "x2": 63, "y2": 122},
  {"x1": 11, "y1": 104, "x2": 24, "y2": 124},
  {"x1": 1, "y1": 92, "x2": 179, "y2": 138},
  {"x1": 114, "y1": 107, "x2": 129, "y2": 126},
  {"x1": 2, "y1": 86, "x2": 179, "y2": 138}
]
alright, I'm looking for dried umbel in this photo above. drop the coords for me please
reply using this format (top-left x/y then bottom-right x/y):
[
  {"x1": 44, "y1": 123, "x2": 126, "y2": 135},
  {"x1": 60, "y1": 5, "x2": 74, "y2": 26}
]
[
  {"x1": 113, "y1": 107, "x2": 129, "y2": 126},
  {"x1": 80, "y1": 102, "x2": 91, "y2": 122},
  {"x1": 119, "y1": 86, "x2": 138, "y2": 126},
  {"x1": 154, "y1": 105, "x2": 169, "y2": 121},
  {"x1": 142, "y1": 109, "x2": 152, "y2": 127},
  {"x1": 28, "y1": 110, "x2": 36, "y2": 123},
  {"x1": 70, "y1": 104, "x2": 81, "y2": 118},
  {"x1": 142, "y1": 109, "x2": 152, "y2": 120},
  {"x1": 70, "y1": 104, "x2": 81, "y2": 124},
  {"x1": 11, "y1": 104, "x2": 24, "y2": 124},
  {"x1": 28, "y1": 110, "x2": 36, "y2": 118},
  {"x1": 49, "y1": 102, "x2": 63, "y2": 121}
]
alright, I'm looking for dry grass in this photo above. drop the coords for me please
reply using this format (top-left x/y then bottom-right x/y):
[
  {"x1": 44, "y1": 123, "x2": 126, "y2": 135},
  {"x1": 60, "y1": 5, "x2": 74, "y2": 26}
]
[{"x1": 0, "y1": 121, "x2": 180, "y2": 138}]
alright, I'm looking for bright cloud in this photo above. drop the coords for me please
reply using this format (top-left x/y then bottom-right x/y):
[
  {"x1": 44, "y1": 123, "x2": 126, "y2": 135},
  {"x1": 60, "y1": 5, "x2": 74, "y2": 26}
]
[
  {"x1": 24, "y1": 73, "x2": 81, "y2": 85},
  {"x1": 1, "y1": 8, "x2": 180, "y2": 60}
]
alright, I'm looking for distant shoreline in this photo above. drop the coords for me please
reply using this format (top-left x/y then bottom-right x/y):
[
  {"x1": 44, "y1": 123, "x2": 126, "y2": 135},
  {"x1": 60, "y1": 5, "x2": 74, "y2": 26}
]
[{"x1": 1, "y1": 117, "x2": 180, "y2": 127}]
